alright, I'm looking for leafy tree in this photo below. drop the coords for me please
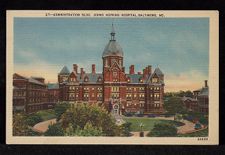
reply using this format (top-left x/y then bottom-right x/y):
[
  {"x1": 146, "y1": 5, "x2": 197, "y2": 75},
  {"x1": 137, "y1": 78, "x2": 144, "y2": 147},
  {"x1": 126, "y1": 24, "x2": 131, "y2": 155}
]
[
  {"x1": 13, "y1": 112, "x2": 29, "y2": 136},
  {"x1": 44, "y1": 123, "x2": 64, "y2": 136},
  {"x1": 26, "y1": 114, "x2": 43, "y2": 126},
  {"x1": 147, "y1": 123, "x2": 178, "y2": 137},
  {"x1": 65, "y1": 122, "x2": 103, "y2": 136},
  {"x1": 54, "y1": 103, "x2": 70, "y2": 121},
  {"x1": 164, "y1": 96, "x2": 187, "y2": 114},
  {"x1": 61, "y1": 103, "x2": 120, "y2": 136}
]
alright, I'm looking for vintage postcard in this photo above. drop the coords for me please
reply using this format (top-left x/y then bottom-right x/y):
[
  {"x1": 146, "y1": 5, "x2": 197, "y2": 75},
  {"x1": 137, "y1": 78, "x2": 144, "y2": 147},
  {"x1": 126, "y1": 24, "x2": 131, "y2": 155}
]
[{"x1": 6, "y1": 10, "x2": 219, "y2": 144}]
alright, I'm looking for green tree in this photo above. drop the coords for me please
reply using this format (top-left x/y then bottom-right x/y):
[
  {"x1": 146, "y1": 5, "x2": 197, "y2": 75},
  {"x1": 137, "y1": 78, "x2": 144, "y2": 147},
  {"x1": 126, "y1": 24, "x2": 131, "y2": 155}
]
[
  {"x1": 54, "y1": 103, "x2": 70, "y2": 121},
  {"x1": 164, "y1": 96, "x2": 187, "y2": 114},
  {"x1": 120, "y1": 122, "x2": 132, "y2": 137},
  {"x1": 61, "y1": 103, "x2": 120, "y2": 136},
  {"x1": 13, "y1": 112, "x2": 29, "y2": 136},
  {"x1": 64, "y1": 122, "x2": 103, "y2": 136},
  {"x1": 26, "y1": 114, "x2": 43, "y2": 126},
  {"x1": 44, "y1": 123, "x2": 64, "y2": 136},
  {"x1": 147, "y1": 123, "x2": 178, "y2": 137}
]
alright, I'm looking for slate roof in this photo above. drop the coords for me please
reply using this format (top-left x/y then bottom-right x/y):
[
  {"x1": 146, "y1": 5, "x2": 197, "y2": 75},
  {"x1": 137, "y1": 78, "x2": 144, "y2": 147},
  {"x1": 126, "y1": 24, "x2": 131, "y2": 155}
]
[
  {"x1": 28, "y1": 78, "x2": 45, "y2": 85},
  {"x1": 31, "y1": 76, "x2": 44, "y2": 79},
  {"x1": 48, "y1": 83, "x2": 59, "y2": 89},
  {"x1": 102, "y1": 40, "x2": 123, "y2": 58},
  {"x1": 126, "y1": 74, "x2": 143, "y2": 83},
  {"x1": 75, "y1": 73, "x2": 103, "y2": 83},
  {"x1": 198, "y1": 87, "x2": 208, "y2": 96},
  {"x1": 59, "y1": 66, "x2": 70, "y2": 75},
  {"x1": 154, "y1": 67, "x2": 163, "y2": 76}
]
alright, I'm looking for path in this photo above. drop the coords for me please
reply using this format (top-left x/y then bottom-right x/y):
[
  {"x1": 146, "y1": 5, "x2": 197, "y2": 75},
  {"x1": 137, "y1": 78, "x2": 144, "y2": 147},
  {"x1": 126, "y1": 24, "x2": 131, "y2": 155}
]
[
  {"x1": 129, "y1": 118, "x2": 198, "y2": 137},
  {"x1": 32, "y1": 118, "x2": 56, "y2": 133},
  {"x1": 177, "y1": 120, "x2": 196, "y2": 134}
]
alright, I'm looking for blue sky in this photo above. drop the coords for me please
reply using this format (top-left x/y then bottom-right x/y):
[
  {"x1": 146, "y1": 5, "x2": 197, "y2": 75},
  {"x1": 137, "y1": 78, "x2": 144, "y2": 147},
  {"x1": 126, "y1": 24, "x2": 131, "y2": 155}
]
[{"x1": 14, "y1": 17, "x2": 209, "y2": 91}]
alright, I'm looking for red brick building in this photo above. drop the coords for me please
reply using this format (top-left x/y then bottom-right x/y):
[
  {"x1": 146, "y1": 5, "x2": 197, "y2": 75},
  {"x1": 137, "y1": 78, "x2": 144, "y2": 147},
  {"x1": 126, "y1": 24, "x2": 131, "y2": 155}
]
[
  {"x1": 58, "y1": 25, "x2": 165, "y2": 114},
  {"x1": 182, "y1": 80, "x2": 209, "y2": 114},
  {"x1": 197, "y1": 80, "x2": 209, "y2": 114},
  {"x1": 13, "y1": 73, "x2": 57, "y2": 113}
]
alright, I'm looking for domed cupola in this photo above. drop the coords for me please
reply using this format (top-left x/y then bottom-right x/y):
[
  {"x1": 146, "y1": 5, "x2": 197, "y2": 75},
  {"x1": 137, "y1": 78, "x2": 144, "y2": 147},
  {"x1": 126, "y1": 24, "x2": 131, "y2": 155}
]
[{"x1": 102, "y1": 24, "x2": 124, "y2": 58}]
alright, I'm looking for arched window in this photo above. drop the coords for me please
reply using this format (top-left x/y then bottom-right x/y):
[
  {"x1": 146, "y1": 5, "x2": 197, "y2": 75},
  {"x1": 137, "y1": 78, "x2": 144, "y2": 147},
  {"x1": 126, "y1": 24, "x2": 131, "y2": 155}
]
[{"x1": 84, "y1": 76, "x2": 89, "y2": 82}]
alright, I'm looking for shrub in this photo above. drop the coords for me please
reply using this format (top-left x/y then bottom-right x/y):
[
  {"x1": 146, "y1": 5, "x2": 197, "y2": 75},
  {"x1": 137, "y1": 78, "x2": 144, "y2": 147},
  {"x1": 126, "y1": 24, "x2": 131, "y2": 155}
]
[
  {"x1": 120, "y1": 122, "x2": 132, "y2": 137},
  {"x1": 65, "y1": 122, "x2": 103, "y2": 136},
  {"x1": 199, "y1": 116, "x2": 208, "y2": 126},
  {"x1": 13, "y1": 112, "x2": 30, "y2": 136},
  {"x1": 44, "y1": 123, "x2": 64, "y2": 136},
  {"x1": 147, "y1": 123, "x2": 177, "y2": 137},
  {"x1": 54, "y1": 103, "x2": 70, "y2": 121},
  {"x1": 26, "y1": 114, "x2": 43, "y2": 126}
]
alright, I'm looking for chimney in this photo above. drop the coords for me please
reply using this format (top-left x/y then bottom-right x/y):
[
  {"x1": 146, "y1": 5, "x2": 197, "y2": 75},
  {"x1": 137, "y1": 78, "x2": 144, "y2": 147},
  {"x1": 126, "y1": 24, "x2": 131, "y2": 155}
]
[
  {"x1": 80, "y1": 68, "x2": 84, "y2": 79},
  {"x1": 122, "y1": 67, "x2": 125, "y2": 72},
  {"x1": 143, "y1": 68, "x2": 148, "y2": 79},
  {"x1": 204, "y1": 80, "x2": 208, "y2": 87},
  {"x1": 73, "y1": 64, "x2": 78, "y2": 74},
  {"x1": 147, "y1": 65, "x2": 152, "y2": 74},
  {"x1": 129, "y1": 65, "x2": 135, "y2": 74},
  {"x1": 92, "y1": 64, "x2": 96, "y2": 74}
]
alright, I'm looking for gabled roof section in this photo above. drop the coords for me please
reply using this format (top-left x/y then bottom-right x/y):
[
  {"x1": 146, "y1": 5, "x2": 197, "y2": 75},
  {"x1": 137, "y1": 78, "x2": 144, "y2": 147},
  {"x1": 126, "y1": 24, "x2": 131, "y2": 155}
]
[
  {"x1": 198, "y1": 87, "x2": 208, "y2": 96},
  {"x1": 110, "y1": 61, "x2": 121, "y2": 70},
  {"x1": 59, "y1": 66, "x2": 70, "y2": 75},
  {"x1": 13, "y1": 73, "x2": 28, "y2": 80},
  {"x1": 154, "y1": 67, "x2": 163, "y2": 76},
  {"x1": 69, "y1": 71, "x2": 77, "y2": 77},
  {"x1": 77, "y1": 73, "x2": 103, "y2": 83}
]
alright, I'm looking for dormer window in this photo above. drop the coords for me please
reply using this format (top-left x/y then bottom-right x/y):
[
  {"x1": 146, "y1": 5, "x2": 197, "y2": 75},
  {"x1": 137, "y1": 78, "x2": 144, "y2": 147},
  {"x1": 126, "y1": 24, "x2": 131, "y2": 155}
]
[
  {"x1": 84, "y1": 76, "x2": 89, "y2": 82},
  {"x1": 152, "y1": 77, "x2": 158, "y2": 83},
  {"x1": 98, "y1": 77, "x2": 102, "y2": 82},
  {"x1": 70, "y1": 77, "x2": 75, "y2": 82},
  {"x1": 127, "y1": 77, "x2": 130, "y2": 83}
]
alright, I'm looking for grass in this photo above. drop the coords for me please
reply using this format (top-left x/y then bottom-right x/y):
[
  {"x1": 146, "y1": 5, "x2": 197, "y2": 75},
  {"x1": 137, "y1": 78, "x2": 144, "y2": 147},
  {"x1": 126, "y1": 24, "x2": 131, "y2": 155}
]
[
  {"x1": 178, "y1": 128, "x2": 208, "y2": 137},
  {"x1": 35, "y1": 109, "x2": 56, "y2": 121},
  {"x1": 123, "y1": 117, "x2": 182, "y2": 132}
]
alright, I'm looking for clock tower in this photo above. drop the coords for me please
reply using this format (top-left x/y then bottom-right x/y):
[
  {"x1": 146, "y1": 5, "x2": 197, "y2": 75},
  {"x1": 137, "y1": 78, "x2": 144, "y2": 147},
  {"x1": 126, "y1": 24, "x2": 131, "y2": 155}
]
[{"x1": 102, "y1": 24, "x2": 127, "y2": 110}]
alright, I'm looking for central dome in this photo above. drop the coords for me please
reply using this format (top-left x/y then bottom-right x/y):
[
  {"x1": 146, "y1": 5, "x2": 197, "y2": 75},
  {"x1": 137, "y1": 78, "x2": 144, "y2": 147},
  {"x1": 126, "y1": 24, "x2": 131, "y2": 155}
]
[
  {"x1": 102, "y1": 40, "x2": 123, "y2": 58},
  {"x1": 102, "y1": 24, "x2": 124, "y2": 58}
]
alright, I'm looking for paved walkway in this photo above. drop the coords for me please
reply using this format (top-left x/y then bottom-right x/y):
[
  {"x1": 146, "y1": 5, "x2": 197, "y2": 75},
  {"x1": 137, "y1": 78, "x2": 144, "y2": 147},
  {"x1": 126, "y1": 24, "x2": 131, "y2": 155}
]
[
  {"x1": 32, "y1": 117, "x2": 197, "y2": 136},
  {"x1": 32, "y1": 118, "x2": 56, "y2": 133},
  {"x1": 177, "y1": 120, "x2": 196, "y2": 134}
]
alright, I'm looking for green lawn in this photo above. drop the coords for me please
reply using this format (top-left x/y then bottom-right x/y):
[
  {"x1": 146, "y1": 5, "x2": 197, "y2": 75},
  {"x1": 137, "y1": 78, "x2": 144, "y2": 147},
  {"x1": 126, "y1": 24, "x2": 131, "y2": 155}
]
[
  {"x1": 36, "y1": 109, "x2": 56, "y2": 121},
  {"x1": 124, "y1": 117, "x2": 182, "y2": 132}
]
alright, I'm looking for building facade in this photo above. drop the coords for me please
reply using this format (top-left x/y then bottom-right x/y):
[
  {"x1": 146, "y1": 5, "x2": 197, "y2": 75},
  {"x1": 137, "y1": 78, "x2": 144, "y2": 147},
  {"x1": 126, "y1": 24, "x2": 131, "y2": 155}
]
[
  {"x1": 58, "y1": 25, "x2": 165, "y2": 114},
  {"x1": 182, "y1": 80, "x2": 209, "y2": 114},
  {"x1": 13, "y1": 73, "x2": 57, "y2": 113}
]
